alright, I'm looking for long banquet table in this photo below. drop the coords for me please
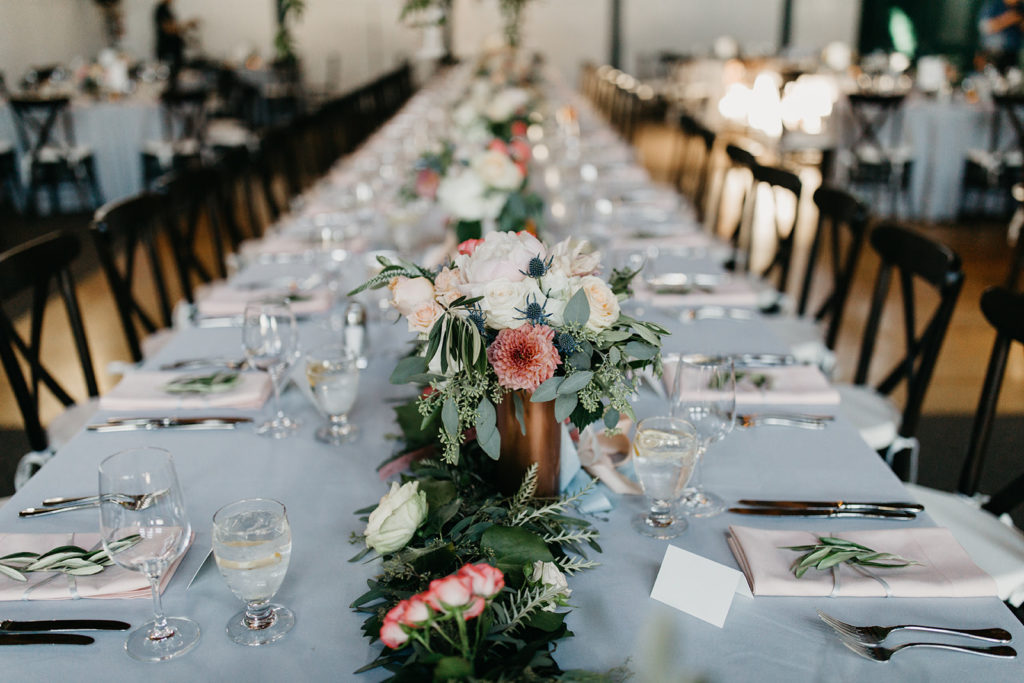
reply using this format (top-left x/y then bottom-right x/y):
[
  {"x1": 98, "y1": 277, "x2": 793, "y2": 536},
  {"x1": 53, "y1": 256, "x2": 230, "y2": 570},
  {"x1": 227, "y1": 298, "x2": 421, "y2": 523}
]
[{"x1": 2, "y1": 69, "x2": 1023, "y2": 682}]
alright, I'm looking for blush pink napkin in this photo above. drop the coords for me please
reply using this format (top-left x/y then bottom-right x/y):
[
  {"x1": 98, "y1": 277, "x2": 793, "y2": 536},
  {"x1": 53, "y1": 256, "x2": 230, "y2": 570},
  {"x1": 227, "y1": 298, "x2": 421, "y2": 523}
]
[
  {"x1": 662, "y1": 362, "x2": 840, "y2": 407},
  {"x1": 100, "y1": 371, "x2": 271, "y2": 411},
  {"x1": 0, "y1": 531, "x2": 193, "y2": 601},
  {"x1": 611, "y1": 231, "x2": 715, "y2": 252},
  {"x1": 196, "y1": 284, "x2": 332, "y2": 317},
  {"x1": 727, "y1": 525, "x2": 997, "y2": 598},
  {"x1": 636, "y1": 277, "x2": 764, "y2": 309}
]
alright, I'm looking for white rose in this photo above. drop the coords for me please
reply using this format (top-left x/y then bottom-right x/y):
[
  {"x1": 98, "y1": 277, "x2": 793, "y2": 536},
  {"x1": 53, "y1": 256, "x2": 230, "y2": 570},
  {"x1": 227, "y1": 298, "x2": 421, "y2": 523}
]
[
  {"x1": 486, "y1": 87, "x2": 530, "y2": 122},
  {"x1": 455, "y1": 231, "x2": 546, "y2": 289},
  {"x1": 437, "y1": 171, "x2": 491, "y2": 222},
  {"x1": 551, "y1": 237, "x2": 601, "y2": 277},
  {"x1": 406, "y1": 300, "x2": 443, "y2": 334},
  {"x1": 528, "y1": 560, "x2": 571, "y2": 611},
  {"x1": 576, "y1": 275, "x2": 620, "y2": 332},
  {"x1": 364, "y1": 481, "x2": 428, "y2": 554},
  {"x1": 389, "y1": 276, "x2": 436, "y2": 317},
  {"x1": 481, "y1": 278, "x2": 542, "y2": 330},
  {"x1": 471, "y1": 149, "x2": 524, "y2": 191}
]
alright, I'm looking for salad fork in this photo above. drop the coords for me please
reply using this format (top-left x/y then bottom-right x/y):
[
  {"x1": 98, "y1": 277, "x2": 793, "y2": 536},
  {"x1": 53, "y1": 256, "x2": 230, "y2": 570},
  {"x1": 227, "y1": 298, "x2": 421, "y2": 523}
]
[
  {"x1": 839, "y1": 638, "x2": 1016, "y2": 662},
  {"x1": 817, "y1": 610, "x2": 1012, "y2": 644}
]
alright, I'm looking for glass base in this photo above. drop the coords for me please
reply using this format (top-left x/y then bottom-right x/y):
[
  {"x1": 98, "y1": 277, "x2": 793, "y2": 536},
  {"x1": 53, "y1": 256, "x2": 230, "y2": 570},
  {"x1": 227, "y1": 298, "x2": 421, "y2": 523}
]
[
  {"x1": 226, "y1": 604, "x2": 294, "y2": 646},
  {"x1": 632, "y1": 512, "x2": 688, "y2": 539},
  {"x1": 678, "y1": 488, "x2": 725, "y2": 518},
  {"x1": 316, "y1": 421, "x2": 357, "y2": 445},
  {"x1": 256, "y1": 415, "x2": 300, "y2": 439},
  {"x1": 125, "y1": 617, "x2": 200, "y2": 662}
]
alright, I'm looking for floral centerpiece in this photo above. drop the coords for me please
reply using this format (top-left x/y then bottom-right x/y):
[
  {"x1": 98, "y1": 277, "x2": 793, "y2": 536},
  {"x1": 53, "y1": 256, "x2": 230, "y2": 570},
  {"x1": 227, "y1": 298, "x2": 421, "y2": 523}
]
[{"x1": 351, "y1": 230, "x2": 667, "y2": 494}]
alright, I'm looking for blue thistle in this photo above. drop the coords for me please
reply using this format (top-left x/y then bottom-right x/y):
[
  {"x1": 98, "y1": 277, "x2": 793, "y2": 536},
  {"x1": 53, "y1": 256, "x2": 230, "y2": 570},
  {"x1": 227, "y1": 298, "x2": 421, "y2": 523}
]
[
  {"x1": 514, "y1": 294, "x2": 553, "y2": 326},
  {"x1": 467, "y1": 306, "x2": 487, "y2": 337},
  {"x1": 520, "y1": 254, "x2": 554, "y2": 279},
  {"x1": 556, "y1": 332, "x2": 579, "y2": 355}
]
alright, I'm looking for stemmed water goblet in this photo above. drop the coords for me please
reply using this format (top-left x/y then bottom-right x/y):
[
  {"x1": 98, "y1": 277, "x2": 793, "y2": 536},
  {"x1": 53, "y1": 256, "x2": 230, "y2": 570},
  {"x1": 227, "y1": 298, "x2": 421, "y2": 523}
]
[
  {"x1": 305, "y1": 344, "x2": 361, "y2": 444},
  {"x1": 212, "y1": 498, "x2": 294, "y2": 646},
  {"x1": 630, "y1": 416, "x2": 699, "y2": 539},
  {"x1": 670, "y1": 355, "x2": 736, "y2": 518},
  {"x1": 242, "y1": 300, "x2": 300, "y2": 438},
  {"x1": 98, "y1": 447, "x2": 199, "y2": 662}
]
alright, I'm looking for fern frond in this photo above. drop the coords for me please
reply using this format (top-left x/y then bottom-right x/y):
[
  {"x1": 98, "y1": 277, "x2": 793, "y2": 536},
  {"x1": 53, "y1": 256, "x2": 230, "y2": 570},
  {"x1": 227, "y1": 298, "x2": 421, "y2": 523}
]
[
  {"x1": 510, "y1": 477, "x2": 597, "y2": 526},
  {"x1": 543, "y1": 528, "x2": 600, "y2": 546},
  {"x1": 510, "y1": 464, "x2": 539, "y2": 513},
  {"x1": 490, "y1": 584, "x2": 565, "y2": 634}
]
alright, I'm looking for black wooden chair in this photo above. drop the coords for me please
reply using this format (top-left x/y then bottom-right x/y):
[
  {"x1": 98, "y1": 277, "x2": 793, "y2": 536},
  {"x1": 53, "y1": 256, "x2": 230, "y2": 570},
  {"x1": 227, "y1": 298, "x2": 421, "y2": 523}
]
[
  {"x1": 9, "y1": 95, "x2": 103, "y2": 216},
  {"x1": 844, "y1": 93, "x2": 912, "y2": 218},
  {"x1": 797, "y1": 186, "x2": 870, "y2": 349},
  {"x1": 742, "y1": 163, "x2": 803, "y2": 294},
  {"x1": 0, "y1": 231, "x2": 98, "y2": 486},
  {"x1": 837, "y1": 224, "x2": 964, "y2": 481},
  {"x1": 906, "y1": 287, "x2": 1024, "y2": 606},
  {"x1": 673, "y1": 114, "x2": 716, "y2": 222},
  {"x1": 91, "y1": 193, "x2": 183, "y2": 363},
  {"x1": 711, "y1": 143, "x2": 757, "y2": 251},
  {"x1": 141, "y1": 88, "x2": 208, "y2": 189}
]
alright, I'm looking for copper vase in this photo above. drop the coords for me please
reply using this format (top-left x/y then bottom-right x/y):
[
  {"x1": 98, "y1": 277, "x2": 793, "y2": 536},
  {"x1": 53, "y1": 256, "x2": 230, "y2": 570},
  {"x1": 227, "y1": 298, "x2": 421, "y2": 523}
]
[{"x1": 494, "y1": 392, "x2": 561, "y2": 498}]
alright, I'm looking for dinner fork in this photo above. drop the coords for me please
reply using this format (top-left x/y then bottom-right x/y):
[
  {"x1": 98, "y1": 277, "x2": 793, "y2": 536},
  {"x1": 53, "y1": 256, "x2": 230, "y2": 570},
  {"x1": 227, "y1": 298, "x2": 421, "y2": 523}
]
[
  {"x1": 19, "y1": 490, "x2": 168, "y2": 518},
  {"x1": 817, "y1": 610, "x2": 1012, "y2": 644},
  {"x1": 839, "y1": 638, "x2": 1016, "y2": 662}
]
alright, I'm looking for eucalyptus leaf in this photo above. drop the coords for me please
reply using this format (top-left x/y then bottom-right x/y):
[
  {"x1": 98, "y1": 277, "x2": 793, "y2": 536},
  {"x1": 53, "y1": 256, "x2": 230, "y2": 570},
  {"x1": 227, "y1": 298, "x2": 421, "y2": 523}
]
[
  {"x1": 441, "y1": 397, "x2": 459, "y2": 438},
  {"x1": 603, "y1": 409, "x2": 620, "y2": 429},
  {"x1": 563, "y1": 288, "x2": 591, "y2": 326},
  {"x1": 558, "y1": 371, "x2": 594, "y2": 395},
  {"x1": 476, "y1": 398, "x2": 501, "y2": 460},
  {"x1": 624, "y1": 340, "x2": 658, "y2": 360},
  {"x1": 554, "y1": 393, "x2": 578, "y2": 422},
  {"x1": 512, "y1": 391, "x2": 526, "y2": 435},
  {"x1": 530, "y1": 376, "x2": 563, "y2": 403},
  {"x1": 389, "y1": 355, "x2": 429, "y2": 385}
]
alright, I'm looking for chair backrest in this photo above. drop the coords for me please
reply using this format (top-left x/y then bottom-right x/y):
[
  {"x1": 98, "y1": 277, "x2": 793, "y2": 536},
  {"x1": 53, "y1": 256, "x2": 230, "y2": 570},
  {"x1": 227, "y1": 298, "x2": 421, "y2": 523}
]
[
  {"x1": 798, "y1": 185, "x2": 870, "y2": 349},
  {"x1": 91, "y1": 193, "x2": 181, "y2": 363},
  {"x1": 853, "y1": 224, "x2": 964, "y2": 442},
  {"x1": 846, "y1": 92, "x2": 906, "y2": 151},
  {"x1": 743, "y1": 163, "x2": 802, "y2": 291},
  {"x1": 993, "y1": 94, "x2": 1024, "y2": 156},
  {"x1": 0, "y1": 231, "x2": 97, "y2": 452},
  {"x1": 957, "y1": 287, "x2": 1024, "y2": 514},
  {"x1": 712, "y1": 143, "x2": 757, "y2": 245},
  {"x1": 159, "y1": 87, "x2": 209, "y2": 143},
  {"x1": 7, "y1": 96, "x2": 73, "y2": 161}
]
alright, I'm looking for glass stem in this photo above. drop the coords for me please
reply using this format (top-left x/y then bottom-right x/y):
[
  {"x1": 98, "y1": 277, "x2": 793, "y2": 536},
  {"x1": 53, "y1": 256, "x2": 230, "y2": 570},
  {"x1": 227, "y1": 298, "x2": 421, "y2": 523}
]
[
  {"x1": 147, "y1": 574, "x2": 174, "y2": 641},
  {"x1": 690, "y1": 444, "x2": 709, "y2": 492},
  {"x1": 244, "y1": 600, "x2": 276, "y2": 630},
  {"x1": 269, "y1": 368, "x2": 285, "y2": 420}
]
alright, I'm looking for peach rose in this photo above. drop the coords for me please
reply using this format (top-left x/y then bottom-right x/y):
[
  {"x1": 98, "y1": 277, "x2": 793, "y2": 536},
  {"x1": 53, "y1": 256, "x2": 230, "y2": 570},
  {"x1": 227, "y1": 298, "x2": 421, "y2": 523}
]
[
  {"x1": 406, "y1": 300, "x2": 443, "y2": 334},
  {"x1": 389, "y1": 276, "x2": 436, "y2": 317},
  {"x1": 577, "y1": 275, "x2": 620, "y2": 332}
]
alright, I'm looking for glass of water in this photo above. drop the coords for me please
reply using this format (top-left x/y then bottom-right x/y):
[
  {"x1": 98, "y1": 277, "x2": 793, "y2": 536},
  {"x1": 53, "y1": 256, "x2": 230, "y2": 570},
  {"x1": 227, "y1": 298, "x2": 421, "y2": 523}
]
[
  {"x1": 305, "y1": 344, "x2": 361, "y2": 444},
  {"x1": 212, "y1": 498, "x2": 294, "y2": 646},
  {"x1": 631, "y1": 416, "x2": 699, "y2": 539}
]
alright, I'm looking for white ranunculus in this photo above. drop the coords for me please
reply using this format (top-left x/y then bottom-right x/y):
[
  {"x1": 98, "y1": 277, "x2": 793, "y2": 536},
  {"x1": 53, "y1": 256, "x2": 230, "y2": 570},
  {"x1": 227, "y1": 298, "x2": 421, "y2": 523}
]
[
  {"x1": 576, "y1": 275, "x2": 620, "y2": 333},
  {"x1": 550, "y1": 237, "x2": 601, "y2": 277},
  {"x1": 471, "y1": 149, "x2": 524, "y2": 191},
  {"x1": 481, "y1": 278, "x2": 542, "y2": 330},
  {"x1": 437, "y1": 171, "x2": 505, "y2": 222},
  {"x1": 529, "y1": 560, "x2": 571, "y2": 611},
  {"x1": 455, "y1": 230, "x2": 546, "y2": 289},
  {"x1": 486, "y1": 87, "x2": 530, "y2": 122},
  {"x1": 364, "y1": 481, "x2": 428, "y2": 554}
]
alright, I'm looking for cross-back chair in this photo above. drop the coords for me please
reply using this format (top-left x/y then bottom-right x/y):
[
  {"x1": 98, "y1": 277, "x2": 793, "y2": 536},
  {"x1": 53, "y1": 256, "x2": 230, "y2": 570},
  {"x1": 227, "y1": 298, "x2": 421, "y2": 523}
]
[
  {"x1": 844, "y1": 92, "x2": 912, "y2": 217},
  {"x1": 839, "y1": 223, "x2": 964, "y2": 481},
  {"x1": 742, "y1": 162, "x2": 803, "y2": 294},
  {"x1": 0, "y1": 231, "x2": 97, "y2": 455}
]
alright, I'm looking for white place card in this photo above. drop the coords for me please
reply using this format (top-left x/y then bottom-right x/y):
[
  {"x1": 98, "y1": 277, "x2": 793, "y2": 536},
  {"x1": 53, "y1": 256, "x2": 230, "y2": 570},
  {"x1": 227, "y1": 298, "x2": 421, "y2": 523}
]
[{"x1": 650, "y1": 544, "x2": 752, "y2": 628}]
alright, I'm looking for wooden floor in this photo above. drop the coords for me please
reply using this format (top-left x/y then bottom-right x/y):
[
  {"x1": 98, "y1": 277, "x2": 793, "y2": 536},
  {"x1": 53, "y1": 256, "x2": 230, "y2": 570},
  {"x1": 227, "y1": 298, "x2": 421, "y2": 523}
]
[{"x1": 1, "y1": 124, "x2": 1023, "y2": 470}]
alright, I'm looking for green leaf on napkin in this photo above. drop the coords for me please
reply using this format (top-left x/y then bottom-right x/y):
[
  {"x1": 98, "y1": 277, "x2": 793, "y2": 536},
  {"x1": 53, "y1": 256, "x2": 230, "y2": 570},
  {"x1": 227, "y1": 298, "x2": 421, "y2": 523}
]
[
  {"x1": 782, "y1": 536, "x2": 922, "y2": 579},
  {"x1": 164, "y1": 371, "x2": 241, "y2": 395},
  {"x1": 0, "y1": 534, "x2": 141, "y2": 582}
]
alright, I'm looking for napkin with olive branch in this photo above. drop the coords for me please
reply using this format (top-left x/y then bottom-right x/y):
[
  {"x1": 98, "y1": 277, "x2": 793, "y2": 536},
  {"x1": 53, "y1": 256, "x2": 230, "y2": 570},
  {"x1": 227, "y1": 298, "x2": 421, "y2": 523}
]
[{"x1": 100, "y1": 371, "x2": 271, "y2": 411}]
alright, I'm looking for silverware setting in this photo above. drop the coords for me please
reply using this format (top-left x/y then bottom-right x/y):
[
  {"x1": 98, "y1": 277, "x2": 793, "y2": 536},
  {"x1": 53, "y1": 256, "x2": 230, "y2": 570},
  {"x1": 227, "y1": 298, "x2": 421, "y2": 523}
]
[
  {"x1": 0, "y1": 619, "x2": 131, "y2": 633},
  {"x1": 738, "y1": 499, "x2": 922, "y2": 513},
  {"x1": 738, "y1": 413, "x2": 832, "y2": 429},
  {"x1": 0, "y1": 633, "x2": 95, "y2": 646},
  {"x1": 840, "y1": 639, "x2": 1016, "y2": 662},
  {"x1": 817, "y1": 610, "x2": 1011, "y2": 645},
  {"x1": 727, "y1": 507, "x2": 916, "y2": 520},
  {"x1": 19, "y1": 489, "x2": 169, "y2": 518},
  {"x1": 672, "y1": 352, "x2": 798, "y2": 368},
  {"x1": 86, "y1": 416, "x2": 252, "y2": 433},
  {"x1": 679, "y1": 306, "x2": 757, "y2": 322}
]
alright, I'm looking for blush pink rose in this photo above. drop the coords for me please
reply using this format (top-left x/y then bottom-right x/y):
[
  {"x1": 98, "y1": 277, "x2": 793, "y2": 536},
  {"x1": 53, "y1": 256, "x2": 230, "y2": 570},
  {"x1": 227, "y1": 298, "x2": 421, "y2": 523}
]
[
  {"x1": 455, "y1": 231, "x2": 545, "y2": 290},
  {"x1": 399, "y1": 595, "x2": 434, "y2": 627},
  {"x1": 458, "y1": 563, "x2": 505, "y2": 599},
  {"x1": 425, "y1": 575, "x2": 475, "y2": 613},
  {"x1": 415, "y1": 168, "x2": 440, "y2": 200},
  {"x1": 379, "y1": 619, "x2": 409, "y2": 649},
  {"x1": 389, "y1": 276, "x2": 436, "y2": 317}
]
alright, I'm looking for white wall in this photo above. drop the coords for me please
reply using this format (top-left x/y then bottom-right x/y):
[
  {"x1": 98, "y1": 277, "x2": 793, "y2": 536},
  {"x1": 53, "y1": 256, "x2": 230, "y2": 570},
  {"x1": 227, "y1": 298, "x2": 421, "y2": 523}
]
[
  {"x1": 791, "y1": 0, "x2": 862, "y2": 53},
  {"x1": 0, "y1": 0, "x2": 106, "y2": 83}
]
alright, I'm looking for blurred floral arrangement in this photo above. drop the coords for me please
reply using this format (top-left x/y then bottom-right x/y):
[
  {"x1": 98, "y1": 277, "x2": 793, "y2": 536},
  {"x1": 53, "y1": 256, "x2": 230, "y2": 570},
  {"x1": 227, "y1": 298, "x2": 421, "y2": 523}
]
[{"x1": 351, "y1": 230, "x2": 667, "y2": 465}]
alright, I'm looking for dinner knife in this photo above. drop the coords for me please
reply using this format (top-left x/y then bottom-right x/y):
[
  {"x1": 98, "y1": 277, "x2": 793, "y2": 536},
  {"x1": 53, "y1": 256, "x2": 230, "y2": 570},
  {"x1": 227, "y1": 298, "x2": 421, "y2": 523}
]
[
  {"x1": 728, "y1": 507, "x2": 917, "y2": 520},
  {"x1": 104, "y1": 416, "x2": 252, "y2": 426},
  {"x1": 737, "y1": 499, "x2": 924, "y2": 513},
  {"x1": 86, "y1": 417, "x2": 252, "y2": 432},
  {"x1": 0, "y1": 633, "x2": 94, "y2": 645},
  {"x1": 0, "y1": 619, "x2": 130, "y2": 632}
]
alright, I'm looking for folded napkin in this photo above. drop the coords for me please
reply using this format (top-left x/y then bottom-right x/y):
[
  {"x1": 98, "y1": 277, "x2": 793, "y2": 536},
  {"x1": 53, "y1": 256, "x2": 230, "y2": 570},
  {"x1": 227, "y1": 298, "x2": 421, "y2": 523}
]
[
  {"x1": 576, "y1": 420, "x2": 642, "y2": 495},
  {"x1": 0, "y1": 531, "x2": 192, "y2": 601},
  {"x1": 611, "y1": 231, "x2": 714, "y2": 252},
  {"x1": 196, "y1": 284, "x2": 332, "y2": 317},
  {"x1": 100, "y1": 371, "x2": 271, "y2": 411},
  {"x1": 662, "y1": 362, "x2": 840, "y2": 407},
  {"x1": 635, "y1": 278, "x2": 765, "y2": 309},
  {"x1": 727, "y1": 525, "x2": 997, "y2": 598}
]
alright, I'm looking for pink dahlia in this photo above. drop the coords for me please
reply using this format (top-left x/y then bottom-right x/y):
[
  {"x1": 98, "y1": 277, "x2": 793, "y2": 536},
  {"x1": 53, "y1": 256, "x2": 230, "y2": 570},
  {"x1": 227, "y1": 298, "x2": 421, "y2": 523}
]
[{"x1": 487, "y1": 324, "x2": 561, "y2": 392}]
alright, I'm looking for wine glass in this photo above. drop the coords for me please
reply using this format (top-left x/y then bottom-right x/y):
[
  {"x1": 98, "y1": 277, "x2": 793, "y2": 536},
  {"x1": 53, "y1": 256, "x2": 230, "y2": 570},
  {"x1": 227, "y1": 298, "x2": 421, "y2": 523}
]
[
  {"x1": 631, "y1": 416, "x2": 699, "y2": 539},
  {"x1": 305, "y1": 344, "x2": 360, "y2": 445},
  {"x1": 670, "y1": 355, "x2": 736, "y2": 518},
  {"x1": 242, "y1": 300, "x2": 300, "y2": 438},
  {"x1": 212, "y1": 498, "x2": 294, "y2": 646},
  {"x1": 98, "y1": 447, "x2": 199, "y2": 662}
]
